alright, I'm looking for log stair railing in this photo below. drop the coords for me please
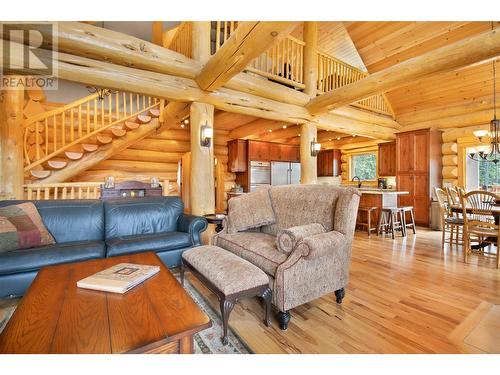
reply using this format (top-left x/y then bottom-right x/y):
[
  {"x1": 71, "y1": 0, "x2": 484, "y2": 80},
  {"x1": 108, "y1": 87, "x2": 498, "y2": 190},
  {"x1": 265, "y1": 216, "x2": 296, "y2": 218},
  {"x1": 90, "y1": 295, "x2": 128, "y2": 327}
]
[{"x1": 23, "y1": 90, "x2": 163, "y2": 182}]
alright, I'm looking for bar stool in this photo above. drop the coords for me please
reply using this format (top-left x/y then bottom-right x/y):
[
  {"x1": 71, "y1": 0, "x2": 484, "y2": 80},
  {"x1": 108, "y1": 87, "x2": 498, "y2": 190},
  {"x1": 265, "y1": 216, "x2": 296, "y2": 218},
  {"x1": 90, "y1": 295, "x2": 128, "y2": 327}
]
[
  {"x1": 378, "y1": 207, "x2": 405, "y2": 239},
  {"x1": 357, "y1": 206, "x2": 378, "y2": 237},
  {"x1": 400, "y1": 206, "x2": 416, "y2": 235}
]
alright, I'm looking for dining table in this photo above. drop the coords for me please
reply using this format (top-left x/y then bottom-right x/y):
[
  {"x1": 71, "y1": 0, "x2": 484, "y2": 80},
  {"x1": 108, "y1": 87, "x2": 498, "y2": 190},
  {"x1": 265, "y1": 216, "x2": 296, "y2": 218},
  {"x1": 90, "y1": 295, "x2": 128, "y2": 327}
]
[{"x1": 450, "y1": 203, "x2": 500, "y2": 249}]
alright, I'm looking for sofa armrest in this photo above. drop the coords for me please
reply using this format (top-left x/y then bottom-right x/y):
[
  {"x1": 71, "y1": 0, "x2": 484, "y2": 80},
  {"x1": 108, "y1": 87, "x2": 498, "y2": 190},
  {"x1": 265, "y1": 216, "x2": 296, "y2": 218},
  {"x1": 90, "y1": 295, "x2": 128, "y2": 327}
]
[{"x1": 177, "y1": 214, "x2": 208, "y2": 246}]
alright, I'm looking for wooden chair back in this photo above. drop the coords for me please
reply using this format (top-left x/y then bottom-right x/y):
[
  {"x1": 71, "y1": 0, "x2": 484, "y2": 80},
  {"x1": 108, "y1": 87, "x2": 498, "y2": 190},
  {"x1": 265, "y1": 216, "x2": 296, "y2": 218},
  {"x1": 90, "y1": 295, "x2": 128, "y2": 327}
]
[
  {"x1": 446, "y1": 186, "x2": 461, "y2": 206},
  {"x1": 460, "y1": 190, "x2": 498, "y2": 228},
  {"x1": 434, "y1": 187, "x2": 450, "y2": 219}
]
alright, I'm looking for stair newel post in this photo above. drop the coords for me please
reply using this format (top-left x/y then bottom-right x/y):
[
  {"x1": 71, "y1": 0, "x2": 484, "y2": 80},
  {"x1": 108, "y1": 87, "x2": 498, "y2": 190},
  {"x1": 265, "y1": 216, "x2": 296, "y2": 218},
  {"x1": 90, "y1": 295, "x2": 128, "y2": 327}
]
[{"x1": 0, "y1": 76, "x2": 25, "y2": 199}]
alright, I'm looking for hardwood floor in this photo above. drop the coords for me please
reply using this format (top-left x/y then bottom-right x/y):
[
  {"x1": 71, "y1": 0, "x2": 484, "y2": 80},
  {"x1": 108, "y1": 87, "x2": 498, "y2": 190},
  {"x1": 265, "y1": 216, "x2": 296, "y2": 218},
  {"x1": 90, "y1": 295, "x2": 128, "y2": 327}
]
[{"x1": 189, "y1": 227, "x2": 500, "y2": 353}]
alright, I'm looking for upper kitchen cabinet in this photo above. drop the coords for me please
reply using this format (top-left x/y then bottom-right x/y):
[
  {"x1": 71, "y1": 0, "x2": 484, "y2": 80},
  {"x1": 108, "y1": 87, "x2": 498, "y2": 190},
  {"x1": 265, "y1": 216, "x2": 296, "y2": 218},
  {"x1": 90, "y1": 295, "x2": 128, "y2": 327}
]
[
  {"x1": 396, "y1": 129, "x2": 442, "y2": 227},
  {"x1": 228, "y1": 139, "x2": 247, "y2": 172},
  {"x1": 317, "y1": 149, "x2": 341, "y2": 177},
  {"x1": 228, "y1": 140, "x2": 299, "y2": 172},
  {"x1": 378, "y1": 142, "x2": 396, "y2": 176}
]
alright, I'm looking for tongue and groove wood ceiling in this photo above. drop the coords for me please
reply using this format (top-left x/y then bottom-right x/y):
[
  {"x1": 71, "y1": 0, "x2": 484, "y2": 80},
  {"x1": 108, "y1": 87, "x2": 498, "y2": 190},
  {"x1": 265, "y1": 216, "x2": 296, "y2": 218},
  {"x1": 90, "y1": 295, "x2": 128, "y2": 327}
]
[{"x1": 210, "y1": 21, "x2": 500, "y2": 144}]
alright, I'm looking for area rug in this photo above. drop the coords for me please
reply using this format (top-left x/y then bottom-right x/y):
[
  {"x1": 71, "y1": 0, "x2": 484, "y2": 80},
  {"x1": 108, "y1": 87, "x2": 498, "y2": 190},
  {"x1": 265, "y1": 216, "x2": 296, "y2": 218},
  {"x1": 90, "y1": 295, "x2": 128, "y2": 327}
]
[{"x1": 0, "y1": 275, "x2": 250, "y2": 354}]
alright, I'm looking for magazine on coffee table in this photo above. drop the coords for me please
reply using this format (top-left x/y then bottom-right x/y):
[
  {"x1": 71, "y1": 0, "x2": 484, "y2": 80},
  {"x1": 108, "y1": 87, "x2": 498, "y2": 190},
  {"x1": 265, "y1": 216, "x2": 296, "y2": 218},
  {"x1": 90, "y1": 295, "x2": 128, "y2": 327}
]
[{"x1": 77, "y1": 263, "x2": 160, "y2": 294}]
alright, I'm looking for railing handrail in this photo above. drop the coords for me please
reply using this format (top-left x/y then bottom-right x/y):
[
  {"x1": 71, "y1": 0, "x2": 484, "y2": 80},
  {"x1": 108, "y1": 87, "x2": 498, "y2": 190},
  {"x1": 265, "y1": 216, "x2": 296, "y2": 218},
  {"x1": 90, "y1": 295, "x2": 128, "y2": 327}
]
[
  {"x1": 23, "y1": 92, "x2": 101, "y2": 127},
  {"x1": 24, "y1": 182, "x2": 101, "y2": 188}
]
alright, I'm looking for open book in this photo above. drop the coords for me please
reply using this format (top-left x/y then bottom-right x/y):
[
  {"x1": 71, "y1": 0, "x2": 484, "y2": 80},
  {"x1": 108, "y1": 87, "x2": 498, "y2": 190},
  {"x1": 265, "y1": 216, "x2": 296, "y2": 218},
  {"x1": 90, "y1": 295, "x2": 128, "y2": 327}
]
[{"x1": 77, "y1": 263, "x2": 160, "y2": 294}]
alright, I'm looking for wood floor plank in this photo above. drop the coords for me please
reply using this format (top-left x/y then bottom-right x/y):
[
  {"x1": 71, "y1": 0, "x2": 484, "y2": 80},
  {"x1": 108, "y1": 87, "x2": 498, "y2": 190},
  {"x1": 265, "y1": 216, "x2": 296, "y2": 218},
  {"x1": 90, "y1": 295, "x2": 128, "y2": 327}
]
[{"x1": 189, "y1": 228, "x2": 500, "y2": 353}]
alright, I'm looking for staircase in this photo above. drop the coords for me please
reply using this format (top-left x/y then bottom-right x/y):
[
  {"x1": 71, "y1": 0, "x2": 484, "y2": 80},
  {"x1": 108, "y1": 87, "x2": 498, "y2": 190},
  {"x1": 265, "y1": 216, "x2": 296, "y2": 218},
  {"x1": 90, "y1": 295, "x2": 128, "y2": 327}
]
[{"x1": 23, "y1": 90, "x2": 164, "y2": 184}]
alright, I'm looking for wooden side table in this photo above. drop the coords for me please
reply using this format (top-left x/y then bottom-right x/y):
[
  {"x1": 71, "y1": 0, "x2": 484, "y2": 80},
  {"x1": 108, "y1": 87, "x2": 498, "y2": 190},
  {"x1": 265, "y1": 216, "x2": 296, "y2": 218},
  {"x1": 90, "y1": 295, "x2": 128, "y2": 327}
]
[{"x1": 204, "y1": 214, "x2": 226, "y2": 232}]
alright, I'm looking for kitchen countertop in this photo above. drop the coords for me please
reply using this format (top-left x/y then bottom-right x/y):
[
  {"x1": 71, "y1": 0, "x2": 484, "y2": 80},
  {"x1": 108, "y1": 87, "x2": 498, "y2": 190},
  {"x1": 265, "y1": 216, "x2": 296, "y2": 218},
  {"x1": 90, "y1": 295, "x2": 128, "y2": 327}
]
[{"x1": 357, "y1": 188, "x2": 409, "y2": 195}]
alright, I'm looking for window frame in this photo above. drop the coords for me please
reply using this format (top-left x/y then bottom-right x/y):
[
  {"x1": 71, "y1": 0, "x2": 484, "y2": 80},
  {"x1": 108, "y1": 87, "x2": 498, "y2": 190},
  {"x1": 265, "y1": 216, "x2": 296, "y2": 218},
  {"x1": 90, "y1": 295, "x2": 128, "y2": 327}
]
[{"x1": 349, "y1": 152, "x2": 378, "y2": 182}]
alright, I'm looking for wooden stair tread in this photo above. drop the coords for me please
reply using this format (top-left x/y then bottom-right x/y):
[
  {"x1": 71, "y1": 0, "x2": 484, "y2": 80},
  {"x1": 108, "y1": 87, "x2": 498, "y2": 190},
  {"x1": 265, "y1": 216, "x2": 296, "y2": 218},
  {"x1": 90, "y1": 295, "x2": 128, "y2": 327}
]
[
  {"x1": 96, "y1": 135, "x2": 112, "y2": 145},
  {"x1": 109, "y1": 128, "x2": 127, "y2": 137},
  {"x1": 43, "y1": 160, "x2": 68, "y2": 170},
  {"x1": 64, "y1": 151, "x2": 84, "y2": 160},
  {"x1": 124, "y1": 121, "x2": 140, "y2": 130},
  {"x1": 81, "y1": 143, "x2": 99, "y2": 152},
  {"x1": 137, "y1": 115, "x2": 152, "y2": 124},
  {"x1": 30, "y1": 170, "x2": 51, "y2": 179},
  {"x1": 149, "y1": 108, "x2": 160, "y2": 118}
]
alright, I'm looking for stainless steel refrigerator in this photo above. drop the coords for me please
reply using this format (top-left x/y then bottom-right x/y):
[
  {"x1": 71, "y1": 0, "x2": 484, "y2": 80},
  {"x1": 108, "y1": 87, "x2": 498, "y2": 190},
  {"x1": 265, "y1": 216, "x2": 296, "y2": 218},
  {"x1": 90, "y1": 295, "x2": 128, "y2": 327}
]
[{"x1": 271, "y1": 161, "x2": 301, "y2": 186}]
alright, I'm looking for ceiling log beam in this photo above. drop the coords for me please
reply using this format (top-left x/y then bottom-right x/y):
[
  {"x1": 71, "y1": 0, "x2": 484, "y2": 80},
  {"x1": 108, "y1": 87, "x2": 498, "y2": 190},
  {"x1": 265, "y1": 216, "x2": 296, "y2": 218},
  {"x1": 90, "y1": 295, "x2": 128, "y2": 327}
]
[
  {"x1": 306, "y1": 28, "x2": 500, "y2": 114},
  {"x1": 2, "y1": 39, "x2": 397, "y2": 140},
  {"x1": 196, "y1": 22, "x2": 297, "y2": 91}
]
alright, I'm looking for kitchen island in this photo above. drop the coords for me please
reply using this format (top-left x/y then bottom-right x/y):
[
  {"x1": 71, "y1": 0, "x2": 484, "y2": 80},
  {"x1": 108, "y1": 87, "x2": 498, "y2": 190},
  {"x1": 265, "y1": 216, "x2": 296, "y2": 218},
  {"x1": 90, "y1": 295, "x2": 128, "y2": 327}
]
[{"x1": 357, "y1": 189, "x2": 409, "y2": 232}]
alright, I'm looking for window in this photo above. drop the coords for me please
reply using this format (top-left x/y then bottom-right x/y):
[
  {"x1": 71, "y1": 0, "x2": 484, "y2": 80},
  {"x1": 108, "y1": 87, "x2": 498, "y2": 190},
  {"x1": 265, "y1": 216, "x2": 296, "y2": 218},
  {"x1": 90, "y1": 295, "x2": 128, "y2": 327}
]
[
  {"x1": 465, "y1": 146, "x2": 500, "y2": 192},
  {"x1": 351, "y1": 153, "x2": 377, "y2": 181}
]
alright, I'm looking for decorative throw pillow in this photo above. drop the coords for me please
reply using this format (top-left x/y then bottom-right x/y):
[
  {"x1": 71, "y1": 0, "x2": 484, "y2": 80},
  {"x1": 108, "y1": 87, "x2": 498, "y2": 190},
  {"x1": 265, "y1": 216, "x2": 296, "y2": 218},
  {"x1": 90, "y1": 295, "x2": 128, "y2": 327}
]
[
  {"x1": 276, "y1": 223, "x2": 326, "y2": 254},
  {"x1": 226, "y1": 188, "x2": 276, "y2": 234},
  {"x1": 0, "y1": 202, "x2": 55, "y2": 253}
]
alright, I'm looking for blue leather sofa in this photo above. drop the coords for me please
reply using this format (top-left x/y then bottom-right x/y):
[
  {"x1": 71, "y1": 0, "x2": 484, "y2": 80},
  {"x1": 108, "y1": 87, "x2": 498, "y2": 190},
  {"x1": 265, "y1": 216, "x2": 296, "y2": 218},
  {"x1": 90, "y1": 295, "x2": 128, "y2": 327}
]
[{"x1": 0, "y1": 197, "x2": 207, "y2": 298}]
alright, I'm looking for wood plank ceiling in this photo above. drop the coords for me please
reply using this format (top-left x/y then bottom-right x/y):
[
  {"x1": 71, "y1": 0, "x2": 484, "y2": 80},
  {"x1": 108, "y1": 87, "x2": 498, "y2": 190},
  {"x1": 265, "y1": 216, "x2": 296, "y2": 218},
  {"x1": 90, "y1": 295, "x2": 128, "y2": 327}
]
[{"x1": 344, "y1": 21, "x2": 500, "y2": 124}]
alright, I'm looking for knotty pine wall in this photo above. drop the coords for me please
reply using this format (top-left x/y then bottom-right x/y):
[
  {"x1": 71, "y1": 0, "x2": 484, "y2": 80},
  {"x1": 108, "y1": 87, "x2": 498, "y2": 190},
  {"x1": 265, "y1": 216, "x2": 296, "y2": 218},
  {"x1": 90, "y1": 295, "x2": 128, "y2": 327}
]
[{"x1": 71, "y1": 127, "x2": 237, "y2": 209}]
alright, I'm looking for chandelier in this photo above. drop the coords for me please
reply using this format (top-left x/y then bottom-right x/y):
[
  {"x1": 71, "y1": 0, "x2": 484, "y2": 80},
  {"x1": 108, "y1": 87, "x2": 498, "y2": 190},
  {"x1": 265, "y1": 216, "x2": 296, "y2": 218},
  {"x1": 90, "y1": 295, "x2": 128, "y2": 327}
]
[{"x1": 468, "y1": 24, "x2": 499, "y2": 164}]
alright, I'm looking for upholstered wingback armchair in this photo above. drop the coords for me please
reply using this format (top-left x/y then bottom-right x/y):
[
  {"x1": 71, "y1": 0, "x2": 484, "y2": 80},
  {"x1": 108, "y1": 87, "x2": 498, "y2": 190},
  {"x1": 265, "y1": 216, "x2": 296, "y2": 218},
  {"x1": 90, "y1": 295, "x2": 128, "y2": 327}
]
[{"x1": 213, "y1": 184, "x2": 360, "y2": 330}]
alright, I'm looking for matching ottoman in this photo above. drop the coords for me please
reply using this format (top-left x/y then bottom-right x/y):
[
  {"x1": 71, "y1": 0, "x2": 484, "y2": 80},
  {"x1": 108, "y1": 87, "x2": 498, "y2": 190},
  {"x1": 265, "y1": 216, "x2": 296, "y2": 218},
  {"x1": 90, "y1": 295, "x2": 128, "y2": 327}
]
[{"x1": 181, "y1": 245, "x2": 272, "y2": 345}]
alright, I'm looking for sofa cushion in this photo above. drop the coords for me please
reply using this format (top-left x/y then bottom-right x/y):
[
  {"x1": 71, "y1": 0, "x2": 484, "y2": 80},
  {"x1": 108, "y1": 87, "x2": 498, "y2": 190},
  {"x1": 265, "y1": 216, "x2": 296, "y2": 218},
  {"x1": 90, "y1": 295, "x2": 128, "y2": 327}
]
[
  {"x1": 105, "y1": 231, "x2": 192, "y2": 257},
  {"x1": 34, "y1": 200, "x2": 104, "y2": 243},
  {"x1": 226, "y1": 189, "x2": 276, "y2": 234},
  {"x1": 0, "y1": 240, "x2": 106, "y2": 275},
  {"x1": 276, "y1": 223, "x2": 326, "y2": 254},
  {"x1": 215, "y1": 232, "x2": 287, "y2": 276},
  {"x1": 261, "y1": 185, "x2": 341, "y2": 236},
  {"x1": 0, "y1": 202, "x2": 55, "y2": 253},
  {"x1": 104, "y1": 197, "x2": 184, "y2": 239}
]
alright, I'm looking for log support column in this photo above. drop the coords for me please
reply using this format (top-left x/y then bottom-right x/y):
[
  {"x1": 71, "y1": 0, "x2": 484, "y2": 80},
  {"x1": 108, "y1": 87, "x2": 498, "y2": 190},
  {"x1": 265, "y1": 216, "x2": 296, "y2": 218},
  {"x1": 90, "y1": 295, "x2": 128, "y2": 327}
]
[
  {"x1": 189, "y1": 102, "x2": 215, "y2": 215},
  {"x1": 0, "y1": 79, "x2": 25, "y2": 199},
  {"x1": 300, "y1": 122, "x2": 317, "y2": 184},
  {"x1": 303, "y1": 22, "x2": 318, "y2": 98}
]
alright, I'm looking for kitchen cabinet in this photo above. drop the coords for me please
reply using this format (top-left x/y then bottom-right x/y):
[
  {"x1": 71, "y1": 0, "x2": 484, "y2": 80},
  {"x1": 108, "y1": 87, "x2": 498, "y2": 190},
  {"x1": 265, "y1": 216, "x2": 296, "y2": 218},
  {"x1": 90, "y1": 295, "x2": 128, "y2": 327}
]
[
  {"x1": 317, "y1": 149, "x2": 341, "y2": 177},
  {"x1": 229, "y1": 139, "x2": 300, "y2": 193},
  {"x1": 378, "y1": 142, "x2": 396, "y2": 176},
  {"x1": 228, "y1": 139, "x2": 247, "y2": 172},
  {"x1": 396, "y1": 129, "x2": 442, "y2": 227}
]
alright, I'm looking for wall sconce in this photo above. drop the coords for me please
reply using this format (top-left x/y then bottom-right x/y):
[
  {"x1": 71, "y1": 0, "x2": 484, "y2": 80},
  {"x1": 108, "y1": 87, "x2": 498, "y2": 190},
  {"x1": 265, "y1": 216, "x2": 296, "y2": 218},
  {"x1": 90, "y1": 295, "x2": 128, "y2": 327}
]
[
  {"x1": 200, "y1": 123, "x2": 213, "y2": 147},
  {"x1": 310, "y1": 138, "x2": 321, "y2": 157}
]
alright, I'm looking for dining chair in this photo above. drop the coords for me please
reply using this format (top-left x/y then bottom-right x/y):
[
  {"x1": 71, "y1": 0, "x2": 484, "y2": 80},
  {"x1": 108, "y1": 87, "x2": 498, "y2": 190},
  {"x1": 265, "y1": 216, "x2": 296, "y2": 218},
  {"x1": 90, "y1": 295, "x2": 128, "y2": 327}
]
[
  {"x1": 435, "y1": 187, "x2": 464, "y2": 250},
  {"x1": 460, "y1": 190, "x2": 500, "y2": 269}
]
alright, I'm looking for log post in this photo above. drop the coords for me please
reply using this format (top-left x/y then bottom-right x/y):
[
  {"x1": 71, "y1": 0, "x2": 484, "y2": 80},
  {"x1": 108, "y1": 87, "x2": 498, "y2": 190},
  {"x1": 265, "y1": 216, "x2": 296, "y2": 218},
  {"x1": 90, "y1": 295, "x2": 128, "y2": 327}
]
[
  {"x1": 191, "y1": 22, "x2": 211, "y2": 64},
  {"x1": 189, "y1": 102, "x2": 215, "y2": 215},
  {"x1": 300, "y1": 122, "x2": 317, "y2": 184},
  {"x1": 0, "y1": 78, "x2": 25, "y2": 199},
  {"x1": 303, "y1": 22, "x2": 318, "y2": 98}
]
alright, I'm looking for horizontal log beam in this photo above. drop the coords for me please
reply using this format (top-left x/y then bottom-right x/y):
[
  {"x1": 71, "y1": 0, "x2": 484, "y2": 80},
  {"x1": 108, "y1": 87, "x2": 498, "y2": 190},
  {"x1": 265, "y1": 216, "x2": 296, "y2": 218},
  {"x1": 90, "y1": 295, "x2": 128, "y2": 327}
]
[
  {"x1": 306, "y1": 28, "x2": 500, "y2": 114},
  {"x1": 229, "y1": 118, "x2": 287, "y2": 139},
  {"x1": 196, "y1": 22, "x2": 297, "y2": 91}
]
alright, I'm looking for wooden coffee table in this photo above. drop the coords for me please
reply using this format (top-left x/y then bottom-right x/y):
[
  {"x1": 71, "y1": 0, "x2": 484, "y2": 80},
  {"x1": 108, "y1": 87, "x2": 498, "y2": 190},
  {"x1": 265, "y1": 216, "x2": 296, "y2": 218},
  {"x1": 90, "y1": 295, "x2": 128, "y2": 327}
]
[{"x1": 0, "y1": 252, "x2": 211, "y2": 354}]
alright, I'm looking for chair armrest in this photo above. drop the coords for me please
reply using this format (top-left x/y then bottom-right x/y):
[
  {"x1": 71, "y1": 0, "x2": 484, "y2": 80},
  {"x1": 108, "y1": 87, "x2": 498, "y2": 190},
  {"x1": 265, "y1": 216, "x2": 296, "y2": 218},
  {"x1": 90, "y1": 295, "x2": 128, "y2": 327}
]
[
  {"x1": 177, "y1": 214, "x2": 208, "y2": 246},
  {"x1": 297, "y1": 230, "x2": 346, "y2": 260},
  {"x1": 278, "y1": 230, "x2": 346, "y2": 269}
]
